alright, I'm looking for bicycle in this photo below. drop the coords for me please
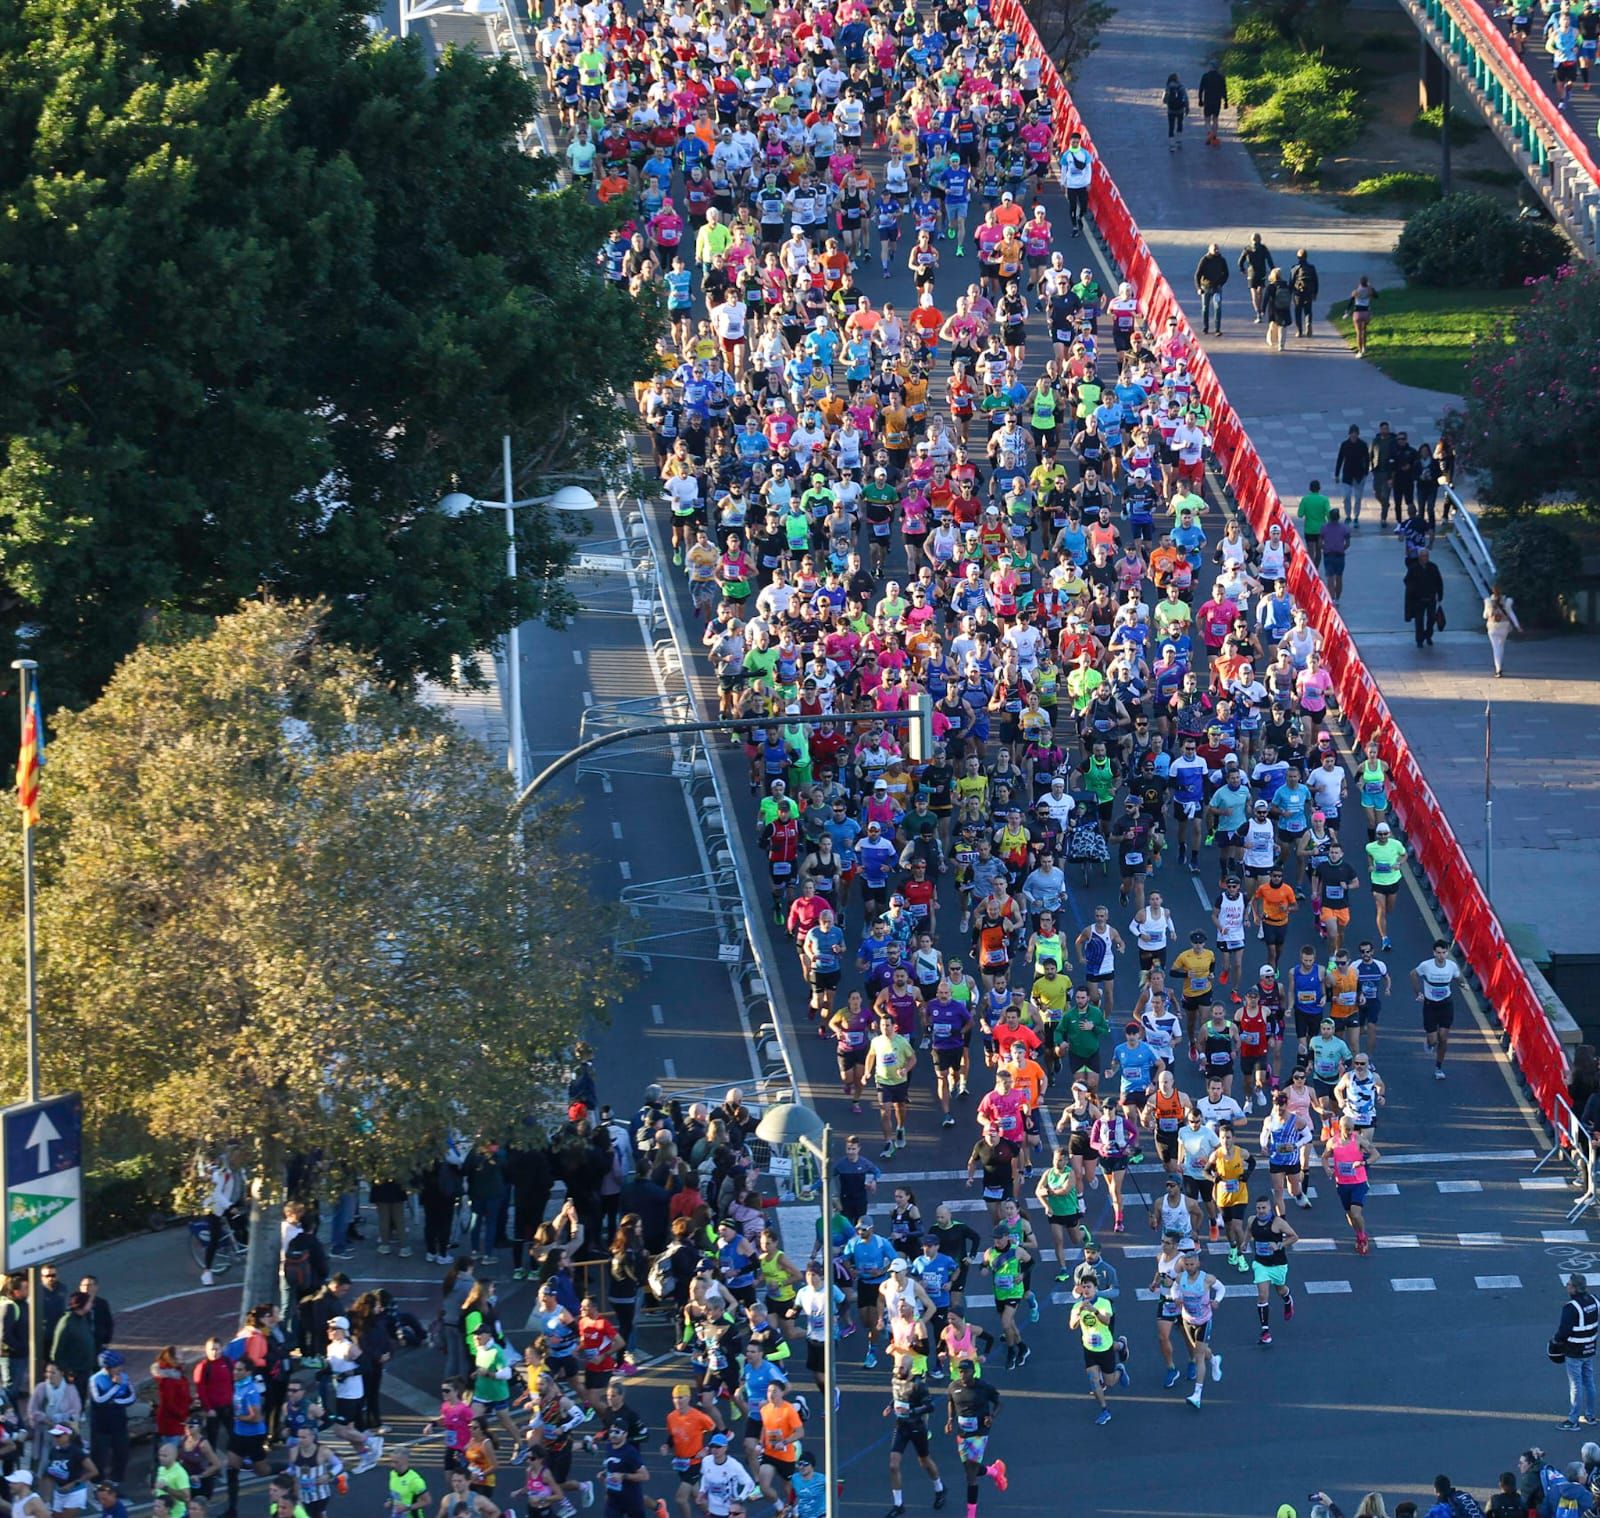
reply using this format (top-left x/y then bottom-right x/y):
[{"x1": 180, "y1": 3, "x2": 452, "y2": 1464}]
[{"x1": 188, "y1": 1208, "x2": 250, "y2": 1275}]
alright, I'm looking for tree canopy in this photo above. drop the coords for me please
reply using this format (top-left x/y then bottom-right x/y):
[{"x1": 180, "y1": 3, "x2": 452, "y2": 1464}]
[
  {"x1": 1446, "y1": 263, "x2": 1600, "y2": 513},
  {"x1": 0, "y1": 600, "x2": 616, "y2": 1183},
  {"x1": 0, "y1": 0, "x2": 659, "y2": 707}
]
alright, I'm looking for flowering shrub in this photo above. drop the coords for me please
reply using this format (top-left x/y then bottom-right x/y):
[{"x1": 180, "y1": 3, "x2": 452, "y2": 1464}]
[{"x1": 1443, "y1": 264, "x2": 1600, "y2": 511}]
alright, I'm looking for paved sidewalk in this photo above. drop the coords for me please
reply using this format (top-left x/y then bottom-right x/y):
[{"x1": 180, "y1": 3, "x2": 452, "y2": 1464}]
[{"x1": 1070, "y1": 0, "x2": 1600, "y2": 956}]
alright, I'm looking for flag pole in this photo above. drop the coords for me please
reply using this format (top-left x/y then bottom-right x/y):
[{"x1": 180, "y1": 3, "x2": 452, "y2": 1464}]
[
  {"x1": 10, "y1": 659, "x2": 40, "y2": 1399},
  {"x1": 11, "y1": 659, "x2": 39, "y2": 1105}
]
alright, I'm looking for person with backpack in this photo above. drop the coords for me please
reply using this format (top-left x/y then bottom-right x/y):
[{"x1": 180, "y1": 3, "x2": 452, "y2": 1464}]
[
  {"x1": 1428, "y1": 1475, "x2": 1487, "y2": 1518},
  {"x1": 1290, "y1": 250, "x2": 1321, "y2": 337},
  {"x1": 1554, "y1": 1272, "x2": 1600, "y2": 1429},
  {"x1": 279, "y1": 1202, "x2": 326, "y2": 1346},
  {"x1": 1237, "y1": 233, "x2": 1274, "y2": 322},
  {"x1": 1162, "y1": 74, "x2": 1189, "y2": 149},
  {"x1": 1264, "y1": 268, "x2": 1294, "y2": 351}
]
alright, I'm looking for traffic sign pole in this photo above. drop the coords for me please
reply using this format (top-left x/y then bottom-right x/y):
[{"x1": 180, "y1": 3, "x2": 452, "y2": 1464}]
[{"x1": 8, "y1": 661, "x2": 39, "y2": 1397}]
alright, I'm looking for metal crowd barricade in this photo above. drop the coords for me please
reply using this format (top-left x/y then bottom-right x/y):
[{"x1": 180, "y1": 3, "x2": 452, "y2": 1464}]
[
  {"x1": 1533, "y1": 1092, "x2": 1596, "y2": 1221},
  {"x1": 574, "y1": 695, "x2": 703, "y2": 787}
]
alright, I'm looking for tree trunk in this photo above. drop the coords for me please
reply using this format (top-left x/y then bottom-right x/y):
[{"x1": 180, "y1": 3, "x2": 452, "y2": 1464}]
[{"x1": 240, "y1": 1142, "x2": 285, "y2": 1319}]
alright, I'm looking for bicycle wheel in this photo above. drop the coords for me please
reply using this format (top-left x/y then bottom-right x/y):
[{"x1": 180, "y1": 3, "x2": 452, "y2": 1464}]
[{"x1": 187, "y1": 1222, "x2": 208, "y2": 1271}]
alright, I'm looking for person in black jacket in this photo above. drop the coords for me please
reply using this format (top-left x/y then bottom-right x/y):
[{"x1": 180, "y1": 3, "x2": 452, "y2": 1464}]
[
  {"x1": 1197, "y1": 64, "x2": 1229, "y2": 145},
  {"x1": 1554, "y1": 1273, "x2": 1599, "y2": 1429},
  {"x1": 1333, "y1": 425, "x2": 1369, "y2": 525},
  {"x1": 1402, "y1": 547, "x2": 1445, "y2": 646},
  {"x1": 1163, "y1": 74, "x2": 1189, "y2": 148},
  {"x1": 1194, "y1": 243, "x2": 1229, "y2": 334},
  {"x1": 1238, "y1": 234, "x2": 1273, "y2": 321},
  {"x1": 1290, "y1": 250, "x2": 1320, "y2": 337}
]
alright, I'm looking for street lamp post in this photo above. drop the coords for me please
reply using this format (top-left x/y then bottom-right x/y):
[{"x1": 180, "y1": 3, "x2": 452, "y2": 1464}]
[
  {"x1": 439, "y1": 437, "x2": 598, "y2": 791},
  {"x1": 755, "y1": 1102, "x2": 838, "y2": 1518}
]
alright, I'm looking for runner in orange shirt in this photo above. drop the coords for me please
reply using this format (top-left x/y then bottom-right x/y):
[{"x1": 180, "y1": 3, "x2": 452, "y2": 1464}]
[
  {"x1": 993, "y1": 190, "x2": 1025, "y2": 231},
  {"x1": 756, "y1": 1383, "x2": 805, "y2": 1512},
  {"x1": 663, "y1": 1384, "x2": 720, "y2": 1518},
  {"x1": 1248, "y1": 866, "x2": 1298, "y2": 971},
  {"x1": 909, "y1": 292, "x2": 945, "y2": 358}
]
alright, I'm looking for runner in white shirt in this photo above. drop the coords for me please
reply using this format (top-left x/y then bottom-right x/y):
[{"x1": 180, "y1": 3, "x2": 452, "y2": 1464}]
[
  {"x1": 1410, "y1": 939, "x2": 1462, "y2": 1080},
  {"x1": 1195, "y1": 1075, "x2": 1246, "y2": 1130},
  {"x1": 698, "y1": 1439, "x2": 760, "y2": 1518},
  {"x1": 1130, "y1": 894, "x2": 1176, "y2": 974}
]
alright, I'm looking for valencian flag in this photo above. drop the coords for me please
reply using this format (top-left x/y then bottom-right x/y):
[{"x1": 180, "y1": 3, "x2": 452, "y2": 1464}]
[{"x1": 16, "y1": 685, "x2": 42, "y2": 828}]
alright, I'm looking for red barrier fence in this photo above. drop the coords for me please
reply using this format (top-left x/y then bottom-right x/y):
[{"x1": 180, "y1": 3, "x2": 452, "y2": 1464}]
[
  {"x1": 1451, "y1": 0, "x2": 1600, "y2": 191},
  {"x1": 993, "y1": 0, "x2": 1570, "y2": 1121}
]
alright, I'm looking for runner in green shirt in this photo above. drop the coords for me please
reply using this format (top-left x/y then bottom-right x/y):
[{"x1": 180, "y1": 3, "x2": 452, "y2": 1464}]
[
  {"x1": 982, "y1": 1230, "x2": 1032, "y2": 1369},
  {"x1": 1365, "y1": 821, "x2": 1405, "y2": 951},
  {"x1": 865, "y1": 1013, "x2": 917, "y2": 1158},
  {"x1": 386, "y1": 1450, "x2": 429, "y2": 1517},
  {"x1": 1034, "y1": 1149, "x2": 1087, "y2": 1282},
  {"x1": 1297, "y1": 480, "x2": 1332, "y2": 567}
]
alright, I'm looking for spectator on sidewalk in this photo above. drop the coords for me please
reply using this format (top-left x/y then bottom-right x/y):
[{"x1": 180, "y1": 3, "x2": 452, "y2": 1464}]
[
  {"x1": 1194, "y1": 243, "x2": 1229, "y2": 334},
  {"x1": 1264, "y1": 268, "x2": 1293, "y2": 350},
  {"x1": 149, "y1": 1349, "x2": 191, "y2": 1444},
  {"x1": 27, "y1": 1364, "x2": 81, "y2": 1453},
  {"x1": 1403, "y1": 548, "x2": 1446, "y2": 647},
  {"x1": 1334, "y1": 425, "x2": 1370, "y2": 525},
  {"x1": 50, "y1": 1295, "x2": 96, "y2": 1391},
  {"x1": 1290, "y1": 250, "x2": 1320, "y2": 337},
  {"x1": 1, "y1": 1276, "x2": 31, "y2": 1407},
  {"x1": 1238, "y1": 233, "x2": 1274, "y2": 322},
  {"x1": 1369, "y1": 422, "x2": 1397, "y2": 523},
  {"x1": 189, "y1": 1339, "x2": 233, "y2": 1450},
  {"x1": 1484, "y1": 586, "x2": 1521, "y2": 677},
  {"x1": 1197, "y1": 62, "x2": 1228, "y2": 145},
  {"x1": 75, "y1": 1281, "x2": 113, "y2": 1358},
  {"x1": 86, "y1": 1353, "x2": 134, "y2": 1486},
  {"x1": 369, "y1": 1180, "x2": 409, "y2": 1258},
  {"x1": 1163, "y1": 74, "x2": 1189, "y2": 148}
]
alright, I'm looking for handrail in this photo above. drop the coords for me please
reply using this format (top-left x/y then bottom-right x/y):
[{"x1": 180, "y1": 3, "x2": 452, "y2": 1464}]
[
  {"x1": 1453, "y1": 0, "x2": 1600, "y2": 186},
  {"x1": 1448, "y1": 490, "x2": 1499, "y2": 589}
]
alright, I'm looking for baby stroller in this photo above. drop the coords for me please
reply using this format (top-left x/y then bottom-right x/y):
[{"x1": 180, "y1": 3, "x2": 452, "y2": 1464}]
[{"x1": 1066, "y1": 793, "x2": 1112, "y2": 885}]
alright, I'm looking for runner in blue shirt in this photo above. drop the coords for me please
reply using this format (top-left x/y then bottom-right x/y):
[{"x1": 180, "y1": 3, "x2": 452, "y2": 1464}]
[
  {"x1": 1106, "y1": 1024, "x2": 1159, "y2": 1101},
  {"x1": 844, "y1": 1220, "x2": 898, "y2": 1368}
]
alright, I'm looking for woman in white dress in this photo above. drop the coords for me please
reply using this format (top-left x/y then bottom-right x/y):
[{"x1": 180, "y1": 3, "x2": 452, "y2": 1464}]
[{"x1": 1482, "y1": 585, "x2": 1521, "y2": 676}]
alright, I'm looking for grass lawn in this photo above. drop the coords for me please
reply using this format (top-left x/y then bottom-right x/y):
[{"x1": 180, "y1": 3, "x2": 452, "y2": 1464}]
[{"x1": 1328, "y1": 284, "x2": 1535, "y2": 393}]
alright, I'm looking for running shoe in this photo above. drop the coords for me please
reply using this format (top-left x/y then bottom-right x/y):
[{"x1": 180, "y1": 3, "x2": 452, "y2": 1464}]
[
  {"x1": 943, "y1": 1115, "x2": 956, "y2": 1128},
  {"x1": 1027, "y1": 1292, "x2": 1039, "y2": 1323},
  {"x1": 1094, "y1": 1408, "x2": 1112, "y2": 1426},
  {"x1": 1116, "y1": 1363, "x2": 1130, "y2": 1389},
  {"x1": 933, "y1": 1490, "x2": 948, "y2": 1510},
  {"x1": 1186, "y1": 1389, "x2": 1203, "y2": 1410},
  {"x1": 930, "y1": 1365, "x2": 947, "y2": 1381},
  {"x1": 887, "y1": 1506, "x2": 906, "y2": 1518},
  {"x1": 1162, "y1": 1367, "x2": 1180, "y2": 1389},
  {"x1": 986, "y1": 1461, "x2": 1008, "y2": 1493},
  {"x1": 1380, "y1": 936, "x2": 1392, "y2": 951},
  {"x1": 1284, "y1": 1294, "x2": 1295, "y2": 1320},
  {"x1": 1003, "y1": 1343, "x2": 1016, "y2": 1371},
  {"x1": 580, "y1": 1482, "x2": 595, "y2": 1509},
  {"x1": 1056, "y1": 1270, "x2": 1074, "y2": 1284},
  {"x1": 880, "y1": 1145, "x2": 896, "y2": 1159},
  {"x1": 1015, "y1": 1343, "x2": 1032, "y2": 1368},
  {"x1": 512, "y1": 1445, "x2": 531, "y2": 1466},
  {"x1": 1557, "y1": 1419, "x2": 1584, "y2": 1432},
  {"x1": 1112, "y1": 1215, "x2": 1125, "y2": 1233},
  {"x1": 1186, "y1": 1360, "x2": 1198, "y2": 1382},
  {"x1": 1209, "y1": 1222, "x2": 1220, "y2": 1242},
  {"x1": 1259, "y1": 1328, "x2": 1273, "y2": 1346},
  {"x1": 864, "y1": 1348, "x2": 878, "y2": 1369},
  {"x1": 1435, "y1": 1068, "x2": 1447, "y2": 1081},
  {"x1": 1210, "y1": 1352, "x2": 1223, "y2": 1382}
]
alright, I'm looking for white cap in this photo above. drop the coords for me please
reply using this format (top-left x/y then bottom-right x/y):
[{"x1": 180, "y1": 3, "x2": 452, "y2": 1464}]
[
  {"x1": 328, "y1": 1315, "x2": 350, "y2": 1330},
  {"x1": 6, "y1": 1471, "x2": 32, "y2": 1487},
  {"x1": 888, "y1": 1258, "x2": 909, "y2": 1272}
]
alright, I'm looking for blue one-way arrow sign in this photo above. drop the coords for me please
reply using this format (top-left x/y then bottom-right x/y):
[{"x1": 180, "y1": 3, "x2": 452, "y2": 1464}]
[{"x1": 2, "y1": 1095, "x2": 83, "y2": 1270}]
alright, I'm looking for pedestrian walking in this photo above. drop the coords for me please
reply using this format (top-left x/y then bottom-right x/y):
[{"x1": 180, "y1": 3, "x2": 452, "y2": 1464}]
[
  {"x1": 1369, "y1": 422, "x2": 1397, "y2": 524},
  {"x1": 1194, "y1": 243, "x2": 1229, "y2": 334},
  {"x1": 1163, "y1": 75, "x2": 1189, "y2": 149},
  {"x1": 1290, "y1": 250, "x2": 1320, "y2": 337},
  {"x1": 1484, "y1": 586, "x2": 1522, "y2": 676},
  {"x1": 1402, "y1": 547, "x2": 1445, "y2": 646},
  {"x1": 1197, "y1": 63, "x2": 1229, "y2": 144},
  {"x1": 1347, "y1": 276, "x2": 1377, "y2": 355},
  {"x1": 1334, "y1": 426, "x2": 1370, "y2": 524},
  {"x1": 1239, "y1": 234, "x2": 1273, "y2": 322},
  {"x1": 1264, "y1": 268, "x2": 1293, "y2": 350},
  {"x1": 1553, "y1": 1272, "x2": 1599, "y2": 1429}
]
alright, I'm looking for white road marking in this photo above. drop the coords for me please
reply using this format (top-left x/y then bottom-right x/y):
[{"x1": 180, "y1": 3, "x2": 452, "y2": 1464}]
[
  {"x1": 1366, "y1": 1183, "x2": 1400, "y2": 1197},
  {"x1": 1373, "y1": 1234, "x2": 1420, "y2": 1248},
  {"x1": 1458, "y1": 1232, "x2": 1504, "y2": 1247},
  {"x1": 663, "y1": 1058, "x2": 677, "y2": 1078},
  {"x1": 1390, "y1": 1277, "x2": 1436, "y2": 1292},
  {"x1": 651, "y1": 1003, "x2": 664, "y2": 1025},
  {"x1": 573, "y1": 649, "x2": 585, "y2": 665},
  {"x1": 582, "y1": 690, "x2": 594, "y2": 707},
  {"x1": 1436, "y1": 1180, "x2": 1483, "y2": 1193},
  {"x1": 1544, "y1": 1229, "x2": 1590, "y2": 1243},
  {"x1": 1304, "y1": 1280, "x2": 1353, "y2": 1295},
  {"x1": 620, "y1": 860, "x2": 632, "y2": 880},
  {"x1": 1190, "y1": 878, "x2": 1212, "y2": 911},
  {"x1": 1475, "y1": 1275, "x2": 1523, "y2": 1290},
  {"x1": 1294, "y1": 1239, "x2": 1337, "y2": 1252},
  {"x1": 1523, "y1": 1177, "x2": 1571, "y2": 1191},
  {"x1": 1135, "y1": 1288, "x2": 1161, "y2": 1302},
  {"x1": 1382, "y1": 1149, "x2": 1537, "y2": 1165},
  {"x1": 612, "y1": 820, "x2": 624, "y2": 840}
]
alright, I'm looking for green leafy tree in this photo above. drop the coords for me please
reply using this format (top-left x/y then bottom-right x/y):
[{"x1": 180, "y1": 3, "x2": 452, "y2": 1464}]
[
  {"x1": 0, "y1": 600, "x2": 616, "y2": 1301},
  {"x1": 0, "y1": 0, "x2": 660, "y2": 709},
  {"x1": 1445, "y1": 264, "x2": 1600, "y2": 511}
]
